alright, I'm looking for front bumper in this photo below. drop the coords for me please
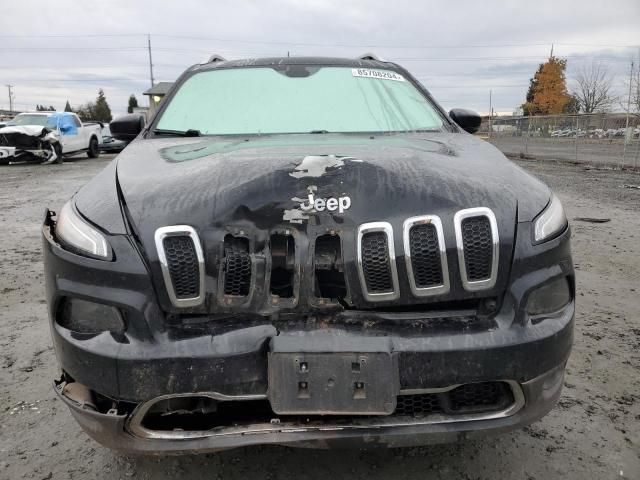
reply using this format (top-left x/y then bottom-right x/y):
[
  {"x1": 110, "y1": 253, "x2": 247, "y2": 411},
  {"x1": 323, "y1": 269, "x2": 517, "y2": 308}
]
[
  {"x1": 55, "y1": 362, "x2": 566, "y2": 454},
  {"x1": 43, "y1": 209, "x2": 574, "y2": 452}
]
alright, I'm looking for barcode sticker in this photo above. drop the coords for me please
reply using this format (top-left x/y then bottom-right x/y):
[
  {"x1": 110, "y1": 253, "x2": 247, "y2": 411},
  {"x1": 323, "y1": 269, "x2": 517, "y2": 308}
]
[{"x1": 352, "y1": 68, "x2": 405, "y2": 82}]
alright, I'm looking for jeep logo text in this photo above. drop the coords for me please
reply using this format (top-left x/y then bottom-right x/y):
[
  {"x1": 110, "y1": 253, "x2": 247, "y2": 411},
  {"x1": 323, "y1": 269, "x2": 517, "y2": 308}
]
[{"x1": 299, "y1": 193, "x2": 351, "y2": 213}]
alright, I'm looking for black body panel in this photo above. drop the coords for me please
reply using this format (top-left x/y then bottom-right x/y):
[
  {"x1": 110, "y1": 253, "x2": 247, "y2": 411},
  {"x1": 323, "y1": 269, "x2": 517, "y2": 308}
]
[{"x1": 43, "y1": 56, "x2": 574, "y2": 452}]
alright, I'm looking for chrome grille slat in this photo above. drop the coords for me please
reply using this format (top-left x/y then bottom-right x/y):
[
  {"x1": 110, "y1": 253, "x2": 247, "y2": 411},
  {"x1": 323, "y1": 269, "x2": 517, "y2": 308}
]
[
  {"x1": 402, "y1": 215, "x2": 449, "y2": 297},
  {"x1": 154, "y1": 226, "x2": 205, "y2": 308},
  {"x1": 454, "y1": 208, "x2": 499, "y2": 291},
  {"x1": 357, "y1": 222, "x2": 399, "y2": 302}
]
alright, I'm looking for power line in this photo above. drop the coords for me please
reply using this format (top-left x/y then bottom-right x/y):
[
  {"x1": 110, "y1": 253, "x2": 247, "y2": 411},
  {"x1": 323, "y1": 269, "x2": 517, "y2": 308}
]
[
  {"x1": 0, "y1": 32, "x2": 637, "y2": 49},
  {"x1": 1, "y1": 32, "x2": 638, "y2": 48}
]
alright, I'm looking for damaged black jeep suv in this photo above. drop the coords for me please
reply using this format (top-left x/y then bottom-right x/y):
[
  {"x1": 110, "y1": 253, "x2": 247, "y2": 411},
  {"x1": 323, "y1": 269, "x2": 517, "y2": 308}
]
[{"x1": 43, "y1": 55, "x2": 573, "y2": 454}]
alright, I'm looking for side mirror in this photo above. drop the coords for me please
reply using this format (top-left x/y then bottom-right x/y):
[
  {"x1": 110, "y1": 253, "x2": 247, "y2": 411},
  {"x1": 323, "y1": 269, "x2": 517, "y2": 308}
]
[
  {"x1": 59, "y1": 124, "x2": 74, "y2": 134},
  {"x1": 449, "y1": 108, "x2": 481, "y2": 134},
  {"x1": 110, "y1": 114, "x2": 145, "y2": 142}
]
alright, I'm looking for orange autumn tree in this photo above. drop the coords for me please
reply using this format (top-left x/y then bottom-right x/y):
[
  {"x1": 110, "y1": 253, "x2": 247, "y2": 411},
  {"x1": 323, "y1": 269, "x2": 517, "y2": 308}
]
[{"x1": 522, "y1": 56, "x2": 571, "y2": 115}]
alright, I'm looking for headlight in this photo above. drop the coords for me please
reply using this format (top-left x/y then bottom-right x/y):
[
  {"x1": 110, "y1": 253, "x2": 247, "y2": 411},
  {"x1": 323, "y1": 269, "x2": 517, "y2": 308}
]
[
  {"x1": 534, "y1": 194, "x2": 567, "y2": 243},
  {"x1": 55, "y1": 201, "x2": 110, "y2": 259}
]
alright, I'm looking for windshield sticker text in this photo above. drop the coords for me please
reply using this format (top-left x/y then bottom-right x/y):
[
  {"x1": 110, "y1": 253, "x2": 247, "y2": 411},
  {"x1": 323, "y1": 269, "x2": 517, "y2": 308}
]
[{"x1": 352, "y1": 68, "x2": 405, "y2": 82}]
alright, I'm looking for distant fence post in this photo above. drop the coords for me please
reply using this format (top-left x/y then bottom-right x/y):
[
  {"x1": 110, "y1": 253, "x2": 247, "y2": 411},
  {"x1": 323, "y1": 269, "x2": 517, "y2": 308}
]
[{"x1": 574, "y1": 115, "x2": 579, "y2": 162}]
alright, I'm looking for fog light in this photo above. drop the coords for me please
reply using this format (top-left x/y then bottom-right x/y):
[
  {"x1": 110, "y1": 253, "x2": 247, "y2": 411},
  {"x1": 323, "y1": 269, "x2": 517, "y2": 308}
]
[
  {"x1": 57, "y1": 298, "x2": 124, "y2": 334},
  {"x1": 526, "y1": 277, "x2": 571, "y2": 316}
]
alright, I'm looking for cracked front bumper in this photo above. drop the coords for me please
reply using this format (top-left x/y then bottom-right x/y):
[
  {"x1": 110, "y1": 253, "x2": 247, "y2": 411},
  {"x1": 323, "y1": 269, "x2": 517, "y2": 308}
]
[{"x1": 54, "y1": 362, "x2": 567, "y2": 454}]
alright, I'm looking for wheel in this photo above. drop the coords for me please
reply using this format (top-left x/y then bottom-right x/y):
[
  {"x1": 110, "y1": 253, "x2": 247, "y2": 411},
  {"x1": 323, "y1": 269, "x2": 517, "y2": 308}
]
[
  {"x1": 87, "y1": 136, "x2": 100, "y2": 158},
  {"x1": 53, "y1": 143, "x2": 64, "y2": 164}
]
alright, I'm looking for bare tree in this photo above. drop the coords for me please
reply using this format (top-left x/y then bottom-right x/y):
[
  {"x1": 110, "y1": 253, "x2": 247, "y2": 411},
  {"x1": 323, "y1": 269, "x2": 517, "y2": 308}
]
[
  {"x1": 572, "y1": 62, "x2": 615, "y2": 113},
  {"x1": 631, "y1": 61, "x2": 640, "y2": 113}
]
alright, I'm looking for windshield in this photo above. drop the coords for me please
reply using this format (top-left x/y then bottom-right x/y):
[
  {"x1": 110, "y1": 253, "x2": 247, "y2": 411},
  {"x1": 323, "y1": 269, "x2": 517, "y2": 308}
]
[
  {"x1": 155, "y1": 66, "x2": 446, "y2": 135},
  {"x1": 10, "y1": 114, "x2": 57, "y2": 128}
]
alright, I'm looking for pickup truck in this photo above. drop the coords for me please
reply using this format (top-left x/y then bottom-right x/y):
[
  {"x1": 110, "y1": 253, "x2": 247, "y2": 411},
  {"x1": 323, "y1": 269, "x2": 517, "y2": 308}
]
[{"x1": 0, "y1": 111, "x2": 101, "y2": 164}]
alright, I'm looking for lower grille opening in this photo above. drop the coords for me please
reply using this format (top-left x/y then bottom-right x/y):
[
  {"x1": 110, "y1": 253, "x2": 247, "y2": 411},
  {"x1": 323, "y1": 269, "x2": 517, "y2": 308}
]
[
  {"x1": 222, "y1": 235, "x2": 251, "y2": 297},
  {"x1": 314, "y1": 234, "x2": 347, "y2": 300},
  {"x1": 134, "y1": 382, "x2": 516, "y2": 435},
  {"x1": 270, "y1": 233, "x2": 295, "y2": 298}
]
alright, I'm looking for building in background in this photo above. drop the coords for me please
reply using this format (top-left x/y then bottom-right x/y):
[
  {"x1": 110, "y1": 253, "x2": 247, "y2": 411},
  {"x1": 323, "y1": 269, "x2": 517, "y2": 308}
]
[{"x1": 143, "y1": 82, "x2": 173, "y2": 117}]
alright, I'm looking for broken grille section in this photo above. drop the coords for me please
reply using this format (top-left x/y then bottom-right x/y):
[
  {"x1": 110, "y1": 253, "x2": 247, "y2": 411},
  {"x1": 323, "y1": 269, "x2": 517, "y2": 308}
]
[
  {"x1": 403, "y1": 216, "x2": 449, "y2": 297},
  {"x1": 223, "y1": 236, "x2": 252, "y2": 297},
  {"x1": 357, "y1": 222, "x2": 399, "y2": 302},
  {"x1": 454, "y1": 208, "x2": 499, "y2": 292},
  {"x1": 154, "y1": 226, "x2": 205, "y2": 308}
]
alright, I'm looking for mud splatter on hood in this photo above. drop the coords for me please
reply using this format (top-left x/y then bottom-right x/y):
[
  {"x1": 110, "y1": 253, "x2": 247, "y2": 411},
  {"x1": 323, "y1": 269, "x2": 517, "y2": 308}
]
[{"x1": 108, "y1": 132, "x2": 549, "y2": 258}]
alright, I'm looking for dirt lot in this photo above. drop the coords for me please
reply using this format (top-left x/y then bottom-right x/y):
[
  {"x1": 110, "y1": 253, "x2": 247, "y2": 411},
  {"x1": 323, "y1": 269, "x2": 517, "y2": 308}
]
[
  {"x1": 488, "y1": 136, "x2": 640, "y2": 169},
  {"x1": 1, "y1": 153, "x2": 639, "y2": 480}
]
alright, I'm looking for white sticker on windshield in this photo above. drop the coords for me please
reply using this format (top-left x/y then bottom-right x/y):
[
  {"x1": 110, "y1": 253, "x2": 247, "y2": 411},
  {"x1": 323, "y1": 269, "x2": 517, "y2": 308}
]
[{"x1": 352, "y1": 68, "x2": 405, "y2": 82}]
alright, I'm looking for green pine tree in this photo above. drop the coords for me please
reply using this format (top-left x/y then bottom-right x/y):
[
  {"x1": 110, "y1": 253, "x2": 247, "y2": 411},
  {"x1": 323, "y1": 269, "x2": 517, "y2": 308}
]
[
  {"x1": 127, "y1": 94, "x2": 139, "y2": 114},
  {"x1": 64, "y1": 100, "x2": 73, "y2": 112},
  {"x1": 93, "y1": 89, "x2": 112, "y2": 123}
]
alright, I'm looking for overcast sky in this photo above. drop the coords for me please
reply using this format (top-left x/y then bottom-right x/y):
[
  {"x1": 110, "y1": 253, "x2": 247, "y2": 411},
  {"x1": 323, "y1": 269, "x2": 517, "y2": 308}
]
[{"x1": 1, "y1": 0, "x2": 639, "y2": 117}]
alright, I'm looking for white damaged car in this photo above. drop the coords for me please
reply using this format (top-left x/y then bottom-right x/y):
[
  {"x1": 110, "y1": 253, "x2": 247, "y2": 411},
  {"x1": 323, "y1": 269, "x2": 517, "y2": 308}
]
[{"x1": 0, "y1": 112, "x2": 102, "y2": 165}]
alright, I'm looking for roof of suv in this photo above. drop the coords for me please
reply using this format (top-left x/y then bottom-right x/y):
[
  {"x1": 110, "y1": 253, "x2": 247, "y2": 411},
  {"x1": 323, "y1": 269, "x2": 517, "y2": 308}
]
[{"x1": 191, "y1": 56, "x2": 400, "y2": 73}]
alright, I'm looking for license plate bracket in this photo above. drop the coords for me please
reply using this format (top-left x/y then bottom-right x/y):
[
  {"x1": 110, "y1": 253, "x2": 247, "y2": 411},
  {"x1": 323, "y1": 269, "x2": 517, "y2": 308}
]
[{"x1": 268, "y1": 352, "x2": 397, "y2": 415}]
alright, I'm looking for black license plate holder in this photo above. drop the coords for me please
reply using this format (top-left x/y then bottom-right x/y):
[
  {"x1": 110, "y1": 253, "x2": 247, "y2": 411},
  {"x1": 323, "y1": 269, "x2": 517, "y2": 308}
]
[{"x1": 268, "y1": 352, "x2": 397, "y2": 415}]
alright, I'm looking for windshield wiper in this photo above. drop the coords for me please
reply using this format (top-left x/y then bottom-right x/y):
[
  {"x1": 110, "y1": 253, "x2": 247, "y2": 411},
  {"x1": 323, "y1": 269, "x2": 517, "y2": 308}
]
[
  {"x1": 309, "y1": 130, "x2": 330, "y2": 134},
  {"x1": 153, "y1": 128, "x2": 201, "y2": 137}
]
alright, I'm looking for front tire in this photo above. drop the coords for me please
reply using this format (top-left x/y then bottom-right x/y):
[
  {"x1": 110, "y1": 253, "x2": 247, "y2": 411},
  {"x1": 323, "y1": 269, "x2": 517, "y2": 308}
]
[
  {"x1": 53, "y1": 143, "x2": 63, "y2": 164},
  {"x1": 87, "y1": 137, "x2": 100, "y2": 158}
]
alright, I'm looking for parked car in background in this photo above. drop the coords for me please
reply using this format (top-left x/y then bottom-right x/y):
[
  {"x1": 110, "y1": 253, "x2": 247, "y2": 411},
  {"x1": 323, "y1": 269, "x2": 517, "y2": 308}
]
[
  {"x1": 99, "y1": 125, "x2": 127, "y2": 153},
  {"x1": 0, "y1": 112, "x2": 101, "y2": 164}
]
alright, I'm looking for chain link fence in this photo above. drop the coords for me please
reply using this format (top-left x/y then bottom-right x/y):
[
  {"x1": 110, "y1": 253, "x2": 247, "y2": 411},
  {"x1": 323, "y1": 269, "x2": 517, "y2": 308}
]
[{"x1": 479, "y1": 113, "x2": 640, "y2": 169}]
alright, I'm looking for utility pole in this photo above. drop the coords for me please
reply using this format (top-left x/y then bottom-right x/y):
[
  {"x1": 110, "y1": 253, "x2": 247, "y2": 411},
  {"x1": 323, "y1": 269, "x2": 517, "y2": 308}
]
[
  {"x1": 488, "y1": 89, "x2": 492, "y2": 138},
  {"x1": 6, "y1": 84, "x2": 14, "y2": 113},
  {"x1": 623, "y1": 59, "x2": 634, "y2": 164},
  {"x1": 147, "y1": 34, "x2": 155, "y2": 88}
]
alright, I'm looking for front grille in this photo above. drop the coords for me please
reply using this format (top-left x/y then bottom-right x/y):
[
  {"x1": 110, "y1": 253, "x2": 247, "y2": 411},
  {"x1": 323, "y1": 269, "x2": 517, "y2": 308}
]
[
  {"x1": 155, "y1": 226, "x2": 204, "y2": 308},
  {"x1": 454, "y1": 208, "x2": 499, "y2": 291},
  {"x1": 409, "y1": 223, "x2": 443, "y2": 288},
  {"x1": 163, "y1": 236, "x2": 200, "y2": 298},
  {"x1": 223, "y1": 250, "x2": 251, "y2": 296},
  {"x1": 461, "y1": 216, "x2": 493, "y2": 281},
  {"x1": 361, "y1": 232, "x2": 393, "y2": 293}
]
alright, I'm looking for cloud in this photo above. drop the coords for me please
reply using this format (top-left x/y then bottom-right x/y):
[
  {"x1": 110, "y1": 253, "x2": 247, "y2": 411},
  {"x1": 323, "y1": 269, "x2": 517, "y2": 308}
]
[{"x1": 1, "y1": 0, "x2": 638, "y2": 115}]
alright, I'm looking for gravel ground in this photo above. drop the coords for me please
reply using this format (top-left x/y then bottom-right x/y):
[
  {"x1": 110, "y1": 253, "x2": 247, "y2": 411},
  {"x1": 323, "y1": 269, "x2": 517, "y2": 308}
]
[
  {"x1": 488, "y1": 136, "x2": 640, "y2": 169},
  {"x1": 0, "y1": 153, "x2": 639, "y2": 480}
]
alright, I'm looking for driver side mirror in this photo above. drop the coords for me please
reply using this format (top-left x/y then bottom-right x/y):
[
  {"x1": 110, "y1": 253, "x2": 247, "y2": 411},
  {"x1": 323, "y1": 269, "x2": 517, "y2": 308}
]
[
  {"x1": 449, "y1": 108, "x2": 481, "y2": 134},
  {"x1": 110, "y1": 114, "x2": 145, "y2": 142},
  {"x1": 59, "y1": 124, "x2": 74, "y2": 134}
]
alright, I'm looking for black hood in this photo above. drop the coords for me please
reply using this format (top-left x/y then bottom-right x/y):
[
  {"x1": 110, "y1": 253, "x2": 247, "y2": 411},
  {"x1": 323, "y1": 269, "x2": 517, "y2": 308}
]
[
  {"x1": 113, "y1": 132, "x2": 549, "y2": 238},
  {"x1": 76, "y1": 132, "x2": 551, "y2": 313}
]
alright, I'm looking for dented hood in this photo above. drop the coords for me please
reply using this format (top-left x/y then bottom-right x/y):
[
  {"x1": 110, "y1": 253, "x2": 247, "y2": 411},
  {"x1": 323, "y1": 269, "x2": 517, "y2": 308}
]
[{"x1": 114, "y1": 133, "x2": 549, "y2": 243}]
